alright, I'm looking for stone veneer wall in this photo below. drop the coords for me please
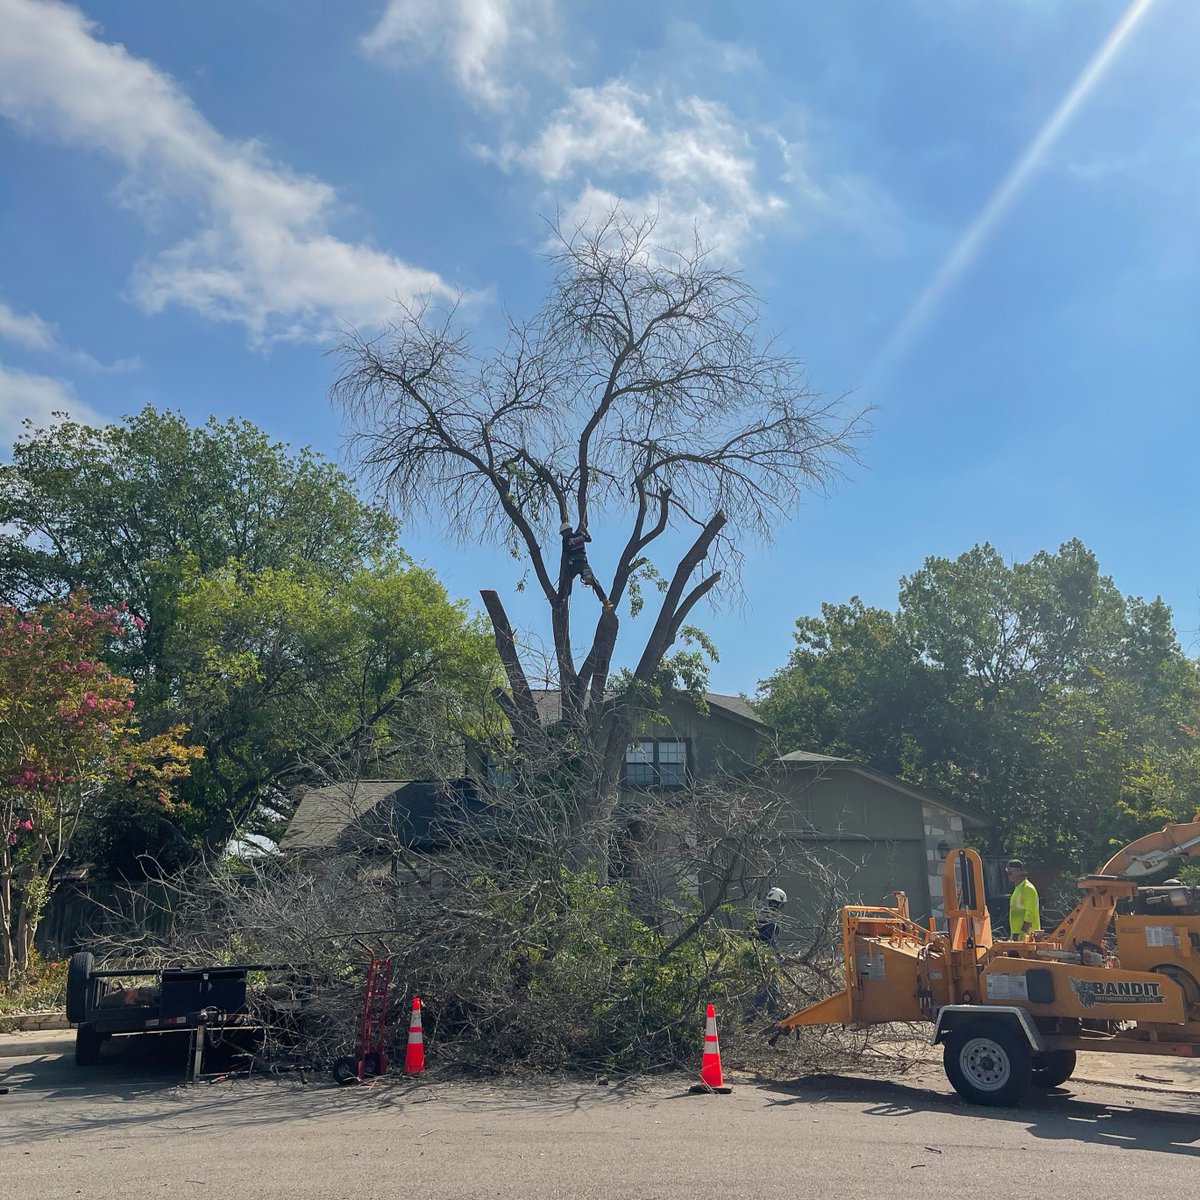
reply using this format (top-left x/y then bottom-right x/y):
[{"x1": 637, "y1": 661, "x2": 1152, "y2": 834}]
[{"x1": 923, "y1": 801, "x2": 965, "y2": 921}]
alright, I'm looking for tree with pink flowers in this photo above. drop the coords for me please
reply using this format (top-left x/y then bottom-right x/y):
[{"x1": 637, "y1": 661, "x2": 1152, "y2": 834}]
[{"x1": 0, "y1": 595, "x2": 200, "y2": 980}]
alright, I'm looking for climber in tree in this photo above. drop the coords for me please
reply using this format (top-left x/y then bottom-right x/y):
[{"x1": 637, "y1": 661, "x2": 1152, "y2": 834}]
[{"x1": 560, "y1": 521, "x2": 610, "y2": 606}]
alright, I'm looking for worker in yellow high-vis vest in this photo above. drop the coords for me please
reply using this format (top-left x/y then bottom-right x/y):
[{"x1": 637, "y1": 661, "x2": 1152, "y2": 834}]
[{"x1": 1006, "y1": 858, "x2": 1040, "y2": 937}]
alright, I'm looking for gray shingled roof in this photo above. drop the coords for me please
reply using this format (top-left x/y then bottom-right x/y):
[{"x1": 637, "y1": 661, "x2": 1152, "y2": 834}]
[
  {"x1": 528, "y1": 688, "x2": 765, "y2": 727},
  {"x1": 704, "y1": 692, "x2": 764, "y2": 725},
  {"x1": 777, "y1": 750, "x2": 844, "y2": 765},
  {"x1": 280, "y1": 778, "x2": 480, "y2": 854}
]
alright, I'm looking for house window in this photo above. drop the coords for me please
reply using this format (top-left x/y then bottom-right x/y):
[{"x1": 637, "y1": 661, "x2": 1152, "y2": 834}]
[
  {"x1": 484, "y1": 754, "x2": 515, "y2": 790},
  {"x1": 623, "y1": 739, "x2": 688, "y2": 788}
]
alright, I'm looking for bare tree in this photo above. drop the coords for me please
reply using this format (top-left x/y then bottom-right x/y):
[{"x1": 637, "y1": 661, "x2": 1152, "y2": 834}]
[{"x1": 333, "y1": 212, "x2": 865, "y2": 877}]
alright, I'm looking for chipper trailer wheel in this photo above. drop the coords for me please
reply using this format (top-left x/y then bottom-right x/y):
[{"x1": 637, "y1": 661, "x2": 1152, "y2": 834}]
[
  {"x1": 943, "y1": 1019, "x2": 1032, "y2": 1107},
  {"x1": 66, "y1": 951, "x2": 94, "y2": 1025},
  {"x1": 74, "y1": 1024, "x2": 106, "y2": 1067},
  {"x1": 1031, "y1": 1049, "x2": 1076, "y2": 1089}
]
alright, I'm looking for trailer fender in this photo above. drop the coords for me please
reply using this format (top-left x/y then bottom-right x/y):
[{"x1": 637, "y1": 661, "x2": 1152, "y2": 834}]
[{"x1": 931, "y1": 1005, "x2": 1045, "y2": 1052}]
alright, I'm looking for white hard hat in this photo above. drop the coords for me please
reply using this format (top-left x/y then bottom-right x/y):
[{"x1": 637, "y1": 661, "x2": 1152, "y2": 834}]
[
  {"x1": 766, "y1": 887, "x2": 787, "y2": 905},
  {"x1": 560, "y1": 520, "x2": 573, "y2": 533}
]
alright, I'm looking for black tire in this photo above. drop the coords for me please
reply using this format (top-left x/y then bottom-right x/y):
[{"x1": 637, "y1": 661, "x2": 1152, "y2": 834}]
[
  {"x1": 75, "y1": 1023, "x2": 104, "y2": 1067},
  {"x1": 66, "y1": 951, "x2": 94, "y2": 1024},
  {"x1": 332, "y1": 1056, "x2": 359, "y2": 1085},
  {"x1": 1031, "y1": 1048, "x2": 1076, "y2": 1089},
  {"x1": 361, "y1": 1051, "x2": 384, "y2": 1078},
  {"x1": 1152, "y1": 964, "x2": 1200, "y2": 1011},
  {"x1": 943, "y1": 1019, "x2": 1033, "y2": 1107}
]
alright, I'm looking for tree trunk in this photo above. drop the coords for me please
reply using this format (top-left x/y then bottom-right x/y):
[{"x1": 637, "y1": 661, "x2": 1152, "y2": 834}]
[
  {"x1": 15, "y1": 897, "x2": 34, "y2": 975},
  {"x1": 0, "y1": 868, "x2": 13, "y2": 985},
  {"x1": 583, "y1": 705, "x2": 635, "y2": 885}
]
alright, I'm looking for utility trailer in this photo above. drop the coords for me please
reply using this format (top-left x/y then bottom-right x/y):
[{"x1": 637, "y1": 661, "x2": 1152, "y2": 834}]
[
  {"x1": 772, "y1": 818, "x2": 1200, "y2": 1106},
  {"x1": 66, "y1": 951, "x2": 300, "y2": 1080}
]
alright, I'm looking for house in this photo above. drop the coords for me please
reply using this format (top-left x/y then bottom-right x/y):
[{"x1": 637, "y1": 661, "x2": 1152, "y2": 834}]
[
  {"x1": 279, "y1": 692, "x2": 986, "y2": 930},
  {"x1": 279, "y1": 691, "x2": 765, "y2": 861},
  {"x1": 764, "y1": 752, "x2": 988, "y2": 930},
  {"x1": 280, "y1": 777, "x2": 481, "y2": 858},
  {"x1": 519, "y1": 688, "x2": 767, "y2": 784}
]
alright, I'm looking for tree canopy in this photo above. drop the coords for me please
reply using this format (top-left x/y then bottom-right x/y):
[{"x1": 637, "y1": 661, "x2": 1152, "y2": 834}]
[
  {"x1": 158, "y1": 560, "x2": 499, "y2": 858},
  {"x1": 757, "y1": 540, "x2": 1200, "y2": 869},
  {"x1": 0, "y1": 595, "x2": 199, "y2": 977},
  {"x1": 1, "y1": 408, "x2": 498, "y2": 871},
  {"x1": 0, "y1": 406, "x2": 395, "y2": 679},
  {"x1": 334, "y1": 213, "x2": 864, "y2": 877}
]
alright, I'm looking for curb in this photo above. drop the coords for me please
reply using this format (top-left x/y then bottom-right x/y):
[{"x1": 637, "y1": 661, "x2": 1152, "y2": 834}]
[
  {"x1": 1072, "y1": 1074, "x2": 1200, "y2": 1099},
  {"x1": 0, "y1": 1011, "x2": 68, "y2": 1033},
  {"x1": 0, "y1": 1030, "x2": 72, "y2": 1059}
]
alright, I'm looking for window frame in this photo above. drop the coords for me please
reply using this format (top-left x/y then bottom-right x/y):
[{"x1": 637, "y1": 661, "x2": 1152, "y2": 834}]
[
  {"x1": 483, "y1": 752, "x2": 516, "y2": 791},
  {"x1": 621, "y1": 736, "x2": 691, "y2": 790}
]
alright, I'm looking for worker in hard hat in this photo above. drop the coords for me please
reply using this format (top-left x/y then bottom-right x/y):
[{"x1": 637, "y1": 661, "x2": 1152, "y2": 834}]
[
  {"x1": 757, "y1": 886, "x2": 788, "y2": 949},
  {"x1": 753, "y1": 887, "x2": 788, "y2": 1016},
  {"x1": 1006, "y1": 859, "x2": 1040, "y2": 938}
]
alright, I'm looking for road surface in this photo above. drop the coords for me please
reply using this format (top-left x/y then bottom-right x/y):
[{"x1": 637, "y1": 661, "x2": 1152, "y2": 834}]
[{"x1": 2, "y1": 1032, "x2": 1198, "y2": 1198}]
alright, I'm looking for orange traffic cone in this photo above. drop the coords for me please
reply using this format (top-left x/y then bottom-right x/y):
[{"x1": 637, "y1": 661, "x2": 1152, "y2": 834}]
[
  {"x1": 404, "y1": 996, "x2": 425, "y2": 1074},
  {"x1": 689, "y1": 1002, "x2": 732, "y2": 1094}
]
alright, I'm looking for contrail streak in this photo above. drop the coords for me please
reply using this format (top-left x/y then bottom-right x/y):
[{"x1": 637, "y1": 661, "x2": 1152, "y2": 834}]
[{"x1": 873, "y1": 0, "x2": 1158, "y2": 381}]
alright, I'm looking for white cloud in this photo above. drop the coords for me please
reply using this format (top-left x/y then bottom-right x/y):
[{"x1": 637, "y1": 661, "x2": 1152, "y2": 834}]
[
  {"x1": 0, "y1": 301, "x2": 57, "y2": 352},
  {"x1": 0, "y1": 298, "x2": 139, "y2": 371},
  {"x1": 360, "y1": 4, "x2": 898, "y2": 262},
  {"x1": 362, "y1": 0, "x2": 558, "y2": 108},
  {"x1": 495, "y1": 81, "x2": 812, "y2": 257},
  {"x1": 0, "y1": 0, "x2": 454, "y2": 344},
  {"x1": 0, "y1": 363, "x2": 103, "y2": 449}
]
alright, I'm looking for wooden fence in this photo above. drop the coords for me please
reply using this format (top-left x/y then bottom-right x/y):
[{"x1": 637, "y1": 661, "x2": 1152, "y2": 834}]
[{"x1": 37, "y1": 880, "x2": 174, "y2": 954}]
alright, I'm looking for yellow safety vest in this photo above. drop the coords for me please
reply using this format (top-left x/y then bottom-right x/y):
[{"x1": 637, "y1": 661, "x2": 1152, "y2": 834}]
[{"x1": 1009, "y1": 878, "x2": 1040, "y2": 935}]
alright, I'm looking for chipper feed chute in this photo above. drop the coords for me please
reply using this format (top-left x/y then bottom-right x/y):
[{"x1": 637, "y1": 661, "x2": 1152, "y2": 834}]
[{"x1": 775, "y1": 850, "x2": 992, "y2": 1033}]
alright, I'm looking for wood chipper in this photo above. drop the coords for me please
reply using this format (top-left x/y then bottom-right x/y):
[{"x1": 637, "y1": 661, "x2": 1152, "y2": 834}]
[{"x1": 772, "y1": 817, "x2": 1200, "y2": 1106}]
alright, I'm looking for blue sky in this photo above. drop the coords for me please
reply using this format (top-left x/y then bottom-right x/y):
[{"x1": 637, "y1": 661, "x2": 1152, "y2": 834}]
[{"x1": 1, "y1": 0, "x2": 1197, "y2": 694}]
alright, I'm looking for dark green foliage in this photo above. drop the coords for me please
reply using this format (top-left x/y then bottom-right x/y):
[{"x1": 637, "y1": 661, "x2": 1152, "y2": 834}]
[
  {"x1": 758, "y1": 540, "x2": 1200, "y2": 870},
  {"x1": 1, "y1": 408, "x2": 498, "y2": 870}
]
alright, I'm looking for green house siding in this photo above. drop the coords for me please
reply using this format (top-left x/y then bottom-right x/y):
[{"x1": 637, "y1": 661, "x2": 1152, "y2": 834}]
[
  {"x1": 780, "y1": 770, "x2": 926, "y2": 842},
  {"x1": 766, "y1": 760, "x2": 983, "y2": 932},
  {"x1": 776, "y1": 836, "x2": 931, "y2": 920},
  {"x1": 620, "y1": 698, "x2": 761, "y2": 789}
]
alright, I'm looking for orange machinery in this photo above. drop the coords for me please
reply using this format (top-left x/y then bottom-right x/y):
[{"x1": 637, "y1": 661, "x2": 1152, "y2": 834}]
[{"x1": 772, "y1": 818, "x2": 1200, "y2": 1105}]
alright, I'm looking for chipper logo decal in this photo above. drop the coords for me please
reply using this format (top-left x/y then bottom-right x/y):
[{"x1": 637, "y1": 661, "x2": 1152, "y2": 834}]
[{"x1": 1069, "y1": 977, "x2": 1165, "y2": 1009}]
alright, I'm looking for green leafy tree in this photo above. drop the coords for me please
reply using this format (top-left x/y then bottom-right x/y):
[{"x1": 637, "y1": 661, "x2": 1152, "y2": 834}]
[
  {"x1": 154, "y1": 560, "x2": 499, "y2": 858},
  {"x1": 1, "y1": 409, "x2": 498, "y2": 868},
  {"x1": 0, "y1": 595, "x2": 200, "y2": 979},
  {"x1": 758, "y1": 540, "x2": 1200, "y2": 868},
  {"x1": 0, "y1": 406, "x2": 395, "y2": 684}
]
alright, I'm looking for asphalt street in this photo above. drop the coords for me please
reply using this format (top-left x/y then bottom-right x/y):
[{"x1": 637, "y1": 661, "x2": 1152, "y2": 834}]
[{"x1": 2, "y1": 1032, "x2": 1198, "y2": 1199}]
